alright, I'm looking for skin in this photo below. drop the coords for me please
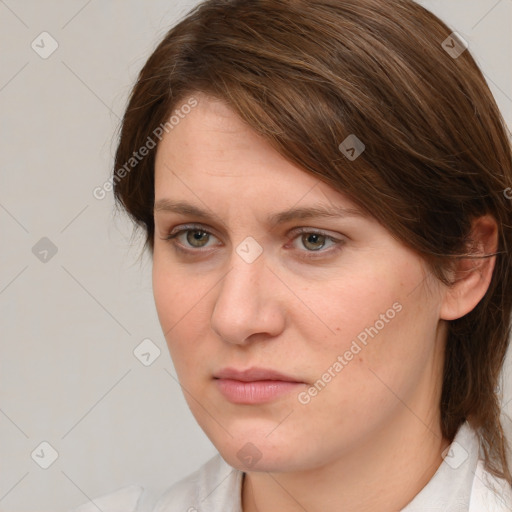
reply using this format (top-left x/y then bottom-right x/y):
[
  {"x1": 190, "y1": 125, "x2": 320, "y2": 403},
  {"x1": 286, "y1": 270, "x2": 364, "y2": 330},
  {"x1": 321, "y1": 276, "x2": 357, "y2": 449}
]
[{"x1": 152, "y1": 92, "x2": 497, "y2": 511}]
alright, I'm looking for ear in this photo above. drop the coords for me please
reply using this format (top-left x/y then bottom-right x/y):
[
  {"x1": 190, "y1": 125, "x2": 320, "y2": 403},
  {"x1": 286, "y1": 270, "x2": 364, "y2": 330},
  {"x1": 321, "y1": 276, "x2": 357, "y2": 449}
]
[{"x1": 440, "y1": 215, "x2": 498, "y2": 321}]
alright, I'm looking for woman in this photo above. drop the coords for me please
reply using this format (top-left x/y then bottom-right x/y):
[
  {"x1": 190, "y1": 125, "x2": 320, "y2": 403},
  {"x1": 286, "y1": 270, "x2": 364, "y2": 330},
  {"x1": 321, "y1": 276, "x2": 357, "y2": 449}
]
[{"x1": 74, "y1": 0, "x2": 512, "y2": 510}]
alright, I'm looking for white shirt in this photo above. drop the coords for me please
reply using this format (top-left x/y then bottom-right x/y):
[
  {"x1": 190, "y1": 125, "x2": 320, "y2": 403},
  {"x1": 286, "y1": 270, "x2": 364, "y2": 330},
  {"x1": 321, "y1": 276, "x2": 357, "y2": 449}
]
[{"x1": 71, "y1": 422, "x2": 512, "y2": 512}]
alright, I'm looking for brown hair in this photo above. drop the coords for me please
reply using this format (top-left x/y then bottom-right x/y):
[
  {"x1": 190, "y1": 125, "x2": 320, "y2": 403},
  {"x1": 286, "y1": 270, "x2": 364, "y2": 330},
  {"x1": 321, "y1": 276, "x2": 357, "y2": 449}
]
[{"x1": 113, "y1": 0, "x2": 512, "y2": 483}]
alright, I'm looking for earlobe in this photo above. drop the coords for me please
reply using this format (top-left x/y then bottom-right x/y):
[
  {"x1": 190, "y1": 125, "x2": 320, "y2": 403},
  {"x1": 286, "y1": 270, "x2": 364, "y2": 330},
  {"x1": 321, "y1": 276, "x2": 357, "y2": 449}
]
[{"x1": 440, "y1": 215, "x2": 498, "y2": 321}]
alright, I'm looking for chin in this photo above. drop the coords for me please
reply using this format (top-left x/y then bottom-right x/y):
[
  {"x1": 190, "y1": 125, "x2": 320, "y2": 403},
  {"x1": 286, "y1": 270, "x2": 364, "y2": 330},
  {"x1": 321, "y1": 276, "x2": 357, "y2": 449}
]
[
  {"x1": 190, "y1": 403, "x2": 327, "y2": 472},
  {"x1": 219, "y1": 445, "x2": 290, "y2": 473},
  {"x1": 208, "y1": 430, "x2": 309, "y2": 473}
]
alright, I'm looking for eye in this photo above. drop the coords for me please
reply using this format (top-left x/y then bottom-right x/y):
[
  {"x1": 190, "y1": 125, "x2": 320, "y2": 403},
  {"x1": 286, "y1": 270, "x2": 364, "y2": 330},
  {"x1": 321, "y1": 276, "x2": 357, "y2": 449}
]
[
  {"x1": 287, "y1": 228, "x2": 344, "y2": 259},
  {"x1": 294, "y1": 231, "x2": 332, "y2": 251},
  {"x1": 163, "y1": 224, "x2": 219, "y2": 251},
  {"x1": 161, "y1": 224, "x2": 345, "y2": 259}
]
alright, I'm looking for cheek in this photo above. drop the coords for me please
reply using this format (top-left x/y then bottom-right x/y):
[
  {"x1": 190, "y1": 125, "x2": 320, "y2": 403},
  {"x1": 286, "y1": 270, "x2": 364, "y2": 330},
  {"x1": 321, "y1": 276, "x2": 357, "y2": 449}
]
[
  {"x1": 152, "y1": 252, "x2": 211, "y2": 326},
  {"x1": 305, "y1": 262, "x2": 406, "y2": 342},
  {"x1": 295, "y1": 287, "x2": 439, "y2": 436},
  {"x1": 305, "y1": 255, "x2": 435, "y2": 375},
  {"x1": 152, "y1": 258, "x2": 211, "y2": 364}
]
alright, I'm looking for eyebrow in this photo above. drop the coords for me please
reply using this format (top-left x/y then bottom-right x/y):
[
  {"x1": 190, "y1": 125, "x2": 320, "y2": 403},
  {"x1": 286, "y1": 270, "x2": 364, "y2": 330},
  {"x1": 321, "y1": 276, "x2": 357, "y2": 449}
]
[{"x1": 154, "y1": 199, "x2": 367, "y2": 227}]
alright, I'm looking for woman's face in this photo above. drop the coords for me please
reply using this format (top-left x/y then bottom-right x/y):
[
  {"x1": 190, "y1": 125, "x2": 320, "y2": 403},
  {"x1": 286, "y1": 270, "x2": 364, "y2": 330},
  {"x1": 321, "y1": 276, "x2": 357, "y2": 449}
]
[{"x1": 152, "y1": 93, "x2": 447, "y2": 472}]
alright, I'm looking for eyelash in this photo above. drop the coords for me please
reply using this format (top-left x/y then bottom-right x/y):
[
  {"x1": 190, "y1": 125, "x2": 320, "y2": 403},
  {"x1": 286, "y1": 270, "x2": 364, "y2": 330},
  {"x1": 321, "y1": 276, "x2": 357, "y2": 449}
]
[{"x1": 162, "y1": 224, "x2": 345, "y2": 260}]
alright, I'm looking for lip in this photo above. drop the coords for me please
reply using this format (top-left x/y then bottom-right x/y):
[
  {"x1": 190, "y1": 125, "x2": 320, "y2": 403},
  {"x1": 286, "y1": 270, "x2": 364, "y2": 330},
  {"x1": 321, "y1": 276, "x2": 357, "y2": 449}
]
[
  {"x1": 214, "y1": 367, "x2": 302, "y2": 382},
  {"x1": 213, "y1": 367, "x2": 305, "y2": 404}
]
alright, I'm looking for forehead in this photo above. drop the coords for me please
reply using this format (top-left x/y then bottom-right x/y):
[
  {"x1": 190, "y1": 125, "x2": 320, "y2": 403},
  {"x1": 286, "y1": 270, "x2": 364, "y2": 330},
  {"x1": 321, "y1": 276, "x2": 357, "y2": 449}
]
[
  {"x1": 154, "y1": 94, "x2": 317, "y2": 191},
  {"x1": 152, "y1": 93, "x2": 373, "y2": 231},
  {"x1": 155, "y1": 94, "x2": 280, "y2": 174}
]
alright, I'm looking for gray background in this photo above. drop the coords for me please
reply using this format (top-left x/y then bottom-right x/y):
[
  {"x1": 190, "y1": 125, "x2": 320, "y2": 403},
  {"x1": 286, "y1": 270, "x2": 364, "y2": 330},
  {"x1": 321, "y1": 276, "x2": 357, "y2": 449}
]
[{"x1": 1, "y1": 1, "x2": 511, "y2": 511}]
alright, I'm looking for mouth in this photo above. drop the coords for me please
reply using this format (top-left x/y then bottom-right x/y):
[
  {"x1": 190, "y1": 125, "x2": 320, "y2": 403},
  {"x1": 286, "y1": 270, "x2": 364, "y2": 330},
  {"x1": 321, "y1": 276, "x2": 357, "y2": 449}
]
[{"x1": 213, "y1": 367, "x2": 306, "y2": 404}]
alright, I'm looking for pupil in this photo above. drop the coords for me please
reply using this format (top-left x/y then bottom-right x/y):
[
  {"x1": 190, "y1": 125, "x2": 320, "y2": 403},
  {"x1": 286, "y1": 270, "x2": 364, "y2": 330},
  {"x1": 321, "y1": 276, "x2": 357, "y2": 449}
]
[
  {"x1": 188, "y1": 230, "x2": 208, "y2": 246},
  {"x1": 305, "y1": 233, "x2": 324, "y2": 250}
]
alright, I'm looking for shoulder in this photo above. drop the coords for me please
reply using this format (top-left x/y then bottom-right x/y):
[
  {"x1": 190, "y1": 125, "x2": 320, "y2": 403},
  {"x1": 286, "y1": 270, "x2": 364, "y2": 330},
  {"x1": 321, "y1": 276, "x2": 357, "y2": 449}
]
[
  {"x1": 469, "y1": 459, "x2": 512, "y2": 512},
  {"x1": 69, "y1": 484, "x2": 145, "y2": 512},
  {"x1": 69, "y1": 454, "x2": 243, "y2": 512},
  {"x1": 153, "y1": 453, "x2": 243, "y2": 512}
]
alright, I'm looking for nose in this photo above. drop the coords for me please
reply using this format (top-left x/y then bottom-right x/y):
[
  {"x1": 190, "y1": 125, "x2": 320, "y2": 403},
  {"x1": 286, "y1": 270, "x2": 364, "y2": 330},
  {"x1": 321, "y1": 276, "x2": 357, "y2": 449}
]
[{"x1": 210, "y1": 248, "x2": 286, "y2": 346}]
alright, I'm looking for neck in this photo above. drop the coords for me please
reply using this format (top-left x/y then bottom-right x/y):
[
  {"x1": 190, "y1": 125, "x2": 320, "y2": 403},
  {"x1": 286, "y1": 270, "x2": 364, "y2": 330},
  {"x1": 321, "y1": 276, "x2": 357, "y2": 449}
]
[{"x1": 242, "y1": 407, "x2": 450, "y2": 512}]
